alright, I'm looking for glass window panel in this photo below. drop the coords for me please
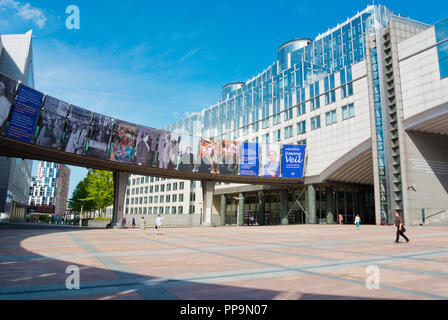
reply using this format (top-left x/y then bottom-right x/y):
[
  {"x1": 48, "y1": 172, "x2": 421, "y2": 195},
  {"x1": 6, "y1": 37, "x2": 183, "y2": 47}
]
[{"x1": 435, "y1": 17, "x2": 448, "y2": 42}]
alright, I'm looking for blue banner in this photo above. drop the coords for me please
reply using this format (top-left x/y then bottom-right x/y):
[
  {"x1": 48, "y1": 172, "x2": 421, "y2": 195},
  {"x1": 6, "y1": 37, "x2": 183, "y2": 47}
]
[
  {"x1": 281, "y1": 145, "x2": 306, "y2": 178},
  {"x1": 6, "y1": 85, "x2": 44, "y2": 143},
  {"x1": 239, "y1": 142, "x2": 259, "y2": 177}
]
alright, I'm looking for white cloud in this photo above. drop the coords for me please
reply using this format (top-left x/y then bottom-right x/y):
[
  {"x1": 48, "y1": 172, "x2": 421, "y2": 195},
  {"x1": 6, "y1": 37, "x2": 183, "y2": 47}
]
[{"x1": 0, "y1": 0, "x2": 47, "y2": 29}]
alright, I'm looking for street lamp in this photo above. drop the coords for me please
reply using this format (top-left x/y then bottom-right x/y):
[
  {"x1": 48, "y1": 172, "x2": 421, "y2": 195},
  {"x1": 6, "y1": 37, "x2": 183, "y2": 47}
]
[
  {"x1": 232, "y1": 196, "x2": 244, "y2": 228},
  {"x1": 79, "y1": 199, "x2": 86, "y2": 227}
]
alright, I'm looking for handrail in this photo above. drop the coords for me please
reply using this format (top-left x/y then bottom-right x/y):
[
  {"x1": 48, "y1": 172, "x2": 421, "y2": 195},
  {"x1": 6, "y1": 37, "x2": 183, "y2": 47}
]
[{"x1": 426, "y1": 210, "x2": 446, "y2": 220}]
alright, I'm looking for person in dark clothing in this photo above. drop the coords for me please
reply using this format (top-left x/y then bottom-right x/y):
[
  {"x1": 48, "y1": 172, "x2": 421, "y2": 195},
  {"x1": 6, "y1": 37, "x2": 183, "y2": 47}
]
[
  {"x1": 394, "y1": 212, "x2": 410, "y2": 244},
  {"x1": 178, "y1": 147, "x2": 195, "y2": 172}
]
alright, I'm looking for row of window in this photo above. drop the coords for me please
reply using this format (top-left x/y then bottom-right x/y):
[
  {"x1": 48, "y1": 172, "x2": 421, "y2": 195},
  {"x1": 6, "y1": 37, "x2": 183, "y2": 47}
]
[
  {"x1": 435, "y1": 18, "x2": 448, "y2": 79},
  {"x1": 128, "y1": 182, "x2": 185, "y2": 196},
  {"x1": 127, "y1": 206, "x2": 184, "y2": 215},
  {"x1": 127, "y1": 193, "x2": 186, "y2": 205}
]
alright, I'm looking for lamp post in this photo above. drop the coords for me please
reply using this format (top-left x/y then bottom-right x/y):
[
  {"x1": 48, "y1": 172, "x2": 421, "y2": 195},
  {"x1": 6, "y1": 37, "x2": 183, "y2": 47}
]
[{"x1": 79, "y1": 199, "x2": 86, "y2": 227}]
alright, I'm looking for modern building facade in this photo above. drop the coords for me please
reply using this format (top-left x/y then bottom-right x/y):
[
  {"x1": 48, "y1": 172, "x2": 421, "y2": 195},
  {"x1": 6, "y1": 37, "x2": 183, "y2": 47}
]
[
  {"x1": 0, "y1": 30, "x2": 35, "y2": 222},
  {"x1": 124, "y1": 5, "x2": 448, "y2": 226},
  {"x1": 28, "y1": 161, "x2": 71, "y2": 217}
]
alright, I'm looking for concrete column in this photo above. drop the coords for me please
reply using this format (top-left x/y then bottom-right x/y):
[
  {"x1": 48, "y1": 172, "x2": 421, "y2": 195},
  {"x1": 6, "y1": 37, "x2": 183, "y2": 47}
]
[
  {"x1": 281, "y1": 189, "x2": 289, "y2": 225},
  {"x1": 220, "y1": 195, "x2": 226, "y2": 226},
  {"x1": 238, "y1": 193, "x2": 245, "y2": 226},
  {"x1": 112, "y1": 171, "x2": 130, "y2": 228},
  {"x1": 307, "y1": 185, "x2": 316, "y2": 224},
  {"x1": 258, "y1": 191, "x2": 265, "y2": 226},
  {"x1": 201, "y1": 180, "x2": 215, "y2": 226},
  {"x1": 326, "y1": 187, "x2": 334, "y2": 224}
]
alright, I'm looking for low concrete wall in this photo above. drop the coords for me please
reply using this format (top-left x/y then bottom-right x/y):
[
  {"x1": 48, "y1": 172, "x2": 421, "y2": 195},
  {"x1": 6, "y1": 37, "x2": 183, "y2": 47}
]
[
  {"x1": 87, "y1": 220, "x2": 110, "y2": 228},
  {"x1": 123, "y1": 214, "x2": 223, "y2": 227}
]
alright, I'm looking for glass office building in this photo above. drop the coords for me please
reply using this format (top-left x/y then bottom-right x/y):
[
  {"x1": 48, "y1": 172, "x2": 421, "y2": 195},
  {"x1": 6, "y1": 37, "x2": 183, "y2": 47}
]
[
  {"x1": 0, "y1": 30, "x2": 35, "y2": 222},
  {"x1": 125, "y1": 5, "x2": 448, "y2": 226}
]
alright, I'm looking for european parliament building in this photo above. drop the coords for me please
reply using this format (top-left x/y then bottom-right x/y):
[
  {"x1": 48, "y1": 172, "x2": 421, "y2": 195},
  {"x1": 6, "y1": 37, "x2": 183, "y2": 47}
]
[{"x1": 124, "y1": 5, "x2": 448, "y2": 227}]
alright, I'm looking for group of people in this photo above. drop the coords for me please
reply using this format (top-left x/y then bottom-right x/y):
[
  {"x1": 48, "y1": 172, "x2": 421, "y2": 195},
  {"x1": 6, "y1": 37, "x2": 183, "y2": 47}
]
[
  {"x1": 337, "y1": 212, "x2": 410, "y2": 243},
  {"x1": 122, "y1": 215, "x2": 165, "y2": 235}
]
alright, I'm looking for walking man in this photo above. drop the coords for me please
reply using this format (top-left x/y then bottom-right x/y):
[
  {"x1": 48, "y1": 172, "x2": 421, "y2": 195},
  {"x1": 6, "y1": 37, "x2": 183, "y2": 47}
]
[
  {"x1": 156, "y1": 214, "x2": 164, "y2": 235},
  {"x1": 355, "y1": 214, "x2": 361, "y2": 231},
  {"x1": 394, "y1": 212, "x2": 410, "y2": 244}
]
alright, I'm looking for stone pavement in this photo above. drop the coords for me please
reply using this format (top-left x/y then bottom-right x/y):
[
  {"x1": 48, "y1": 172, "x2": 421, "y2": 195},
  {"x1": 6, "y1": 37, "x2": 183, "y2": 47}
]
[{"x1": 0, "y1": 224, "x2": 448, "y2": 300}]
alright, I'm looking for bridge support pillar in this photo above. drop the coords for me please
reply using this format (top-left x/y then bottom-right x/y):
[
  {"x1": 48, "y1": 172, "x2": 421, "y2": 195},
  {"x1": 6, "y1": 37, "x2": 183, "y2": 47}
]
[
  {"x1": 326, "y1": 187, "x2": 334, "y2": 224},
  {"x1": 307, "y1": 185, "x2": 317, "y2": 224},
  {"x1": 201, "y1": 180, "x2": 215, "y2": 226},
  {"x1": 220, "y1": 195, "x2": 226, "y2": 226},
  {"x1": 238, "y1": 193, "x2": 245, "y2": 226},
  {"x1": 112, "y1": 171, "x2": 129, "y2": 228},
  {"x1": 258, "y1": 191, "x2": 265, "y2": 226},
  {"x1": 281, "y1": 189, "x2": 289, "y2": 225}
]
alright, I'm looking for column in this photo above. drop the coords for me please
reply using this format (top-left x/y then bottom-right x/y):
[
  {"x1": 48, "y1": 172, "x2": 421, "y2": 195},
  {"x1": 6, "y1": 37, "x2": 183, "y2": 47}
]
[
  {"x1": 281, "y1": 189, "x2": 289, "y2": 225},
  {"x1": 220, "y1": 195, "x2": 226, "y2": 226},
  {"x1": 258, "y1": 191, "x2": 265, "y2": 226},
  {"x1": 112, "y1": 171, "x2": 130, "y2": 228},
  {"x1": 201, "y1": 180, "x2": 215, "y2": 226},
  {"x1": 238, "y1": 193, "x2": 245, "y2": 226},
  {"x1": 307, "y1": 185, "x2": 316, "y2": 224},
  {"x1": 326, "y1": 187, "x2": 334, "y2": 224}
]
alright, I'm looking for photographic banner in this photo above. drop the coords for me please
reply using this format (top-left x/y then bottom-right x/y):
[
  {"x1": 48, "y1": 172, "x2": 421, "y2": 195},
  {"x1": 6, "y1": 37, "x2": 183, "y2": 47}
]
[
  {"x1": 261, "y1": 144, "x2": 281, "y2": 178},
  {"x1": 6, "y1": 84, "x2": 44, "y2": 143},
  {"x1": 35, "y1": 95, "x2": 69, "y2": 149},
  {"x1": 110, "y1": 120, "x2": 137, "y2": 163},
  {"x1": 239, "y1": 142, "x2": 259, "y2": 177},
  {"x1": 61, "y1": 105, "x2": 93, "y2": 155},
  {"x1": 177, "y1": 135, "x2": 200, "y2": 172},
  {"x1": 156, "y1": 130, "x2": 179, "y2": 170},
  {"x1": 198, "y1": 138, "x2": 219, "y2": 174},
  {"x1": 0, "y1": 73, "x2": 18, "y2": 132},
  {"x1": 220, "y1": 140, "x2": 240, "y2": 175},
  {"x1": 86, "y1": 113, "x2": 115, "y2": 159},
  {"x1": 281, "y1": 144, "x2": 306, "y2": 178},
  {"x1": 133, "y1": 125, "x2": 158, "y2": 167}
]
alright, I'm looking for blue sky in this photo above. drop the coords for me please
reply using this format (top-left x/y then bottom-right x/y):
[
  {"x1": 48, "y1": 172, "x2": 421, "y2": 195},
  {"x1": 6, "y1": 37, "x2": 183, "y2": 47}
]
[{"x1": 1, "y1": 0, "x2": 447, "y2": 199}]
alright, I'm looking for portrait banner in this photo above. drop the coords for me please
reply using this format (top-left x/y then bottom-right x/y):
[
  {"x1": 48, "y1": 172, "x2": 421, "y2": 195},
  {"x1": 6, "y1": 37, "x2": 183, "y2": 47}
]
[
  {"x1": 110, "y1": 120, "x2": 137, "y2": 163},
  {"x1": 198, "y1": 138, "x2": 219, "y2": 174},
  {"x1": 260, "y1": 144, "x2": 281, "y2": 178},
  {"x1": 61, "y1": 105, "x2": 93, "y2": 155},
  {"x1": 133, "y1": 125, "x2": 158, "y2": 167},
  {"x1": 239, "y1": 142, "x2": 259, "y2": 177},
  {"x1": 281, "y1": 145, "x2": 306, "y2": 178},
  {"x1": 86, "y1": 113, "x2": 115, "y2": 159},
  {"x1": 6, "y1": 84, "x2": 44, "y2": 143},
  {"x1": 156, "y1": 130, "x2": 179, "y2": 170},
  {"x1": 220, "y1": 140, "x2": 240, "y2": 175},
  {"x1": 35, "y1": 95, "x2": 69, "y2": 149},
  {"x1": 0, "y1": 73, "x2": 18, "y2": 133},
  {"x1": 177, "y1": 134, "x2": 200, "y2": 172}
]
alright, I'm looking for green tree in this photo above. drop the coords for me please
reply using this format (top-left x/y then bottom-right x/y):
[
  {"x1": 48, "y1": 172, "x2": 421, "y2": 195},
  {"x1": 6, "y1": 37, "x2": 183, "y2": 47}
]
[
  {"x1": 85, "y1": 169, "x2": 114, "y2": 217},
  {"x1": 68, "y1": 177, "x2": 95, "y2": 213}
]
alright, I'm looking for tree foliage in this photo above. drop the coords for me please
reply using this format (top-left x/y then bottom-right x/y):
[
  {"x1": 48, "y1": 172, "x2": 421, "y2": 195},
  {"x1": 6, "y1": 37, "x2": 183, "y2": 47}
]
[{"x1": 69, "y1": 170, "x2": 114, "y2": 215}]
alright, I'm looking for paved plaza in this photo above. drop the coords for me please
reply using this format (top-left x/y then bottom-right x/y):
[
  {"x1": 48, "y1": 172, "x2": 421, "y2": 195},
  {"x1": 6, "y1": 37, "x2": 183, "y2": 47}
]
[{"x1": 0, "y1": 224, "x2": 448, "y2": 300}]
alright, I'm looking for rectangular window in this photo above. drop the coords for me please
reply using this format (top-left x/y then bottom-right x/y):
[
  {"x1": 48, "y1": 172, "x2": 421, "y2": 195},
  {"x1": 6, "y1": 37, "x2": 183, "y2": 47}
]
[
  {"x1": 297, "y1": 120, "x2": 306, "y2": 135},
  {"x1": 179, "y1": 206, "x2": 183, "y2": 214},
  {"x1": 273, "y1": 129, "x2": 281, "y2": 142},
  {"x1": 325, "y1": 110, "x2": 337, "y2": 125},
  {"x1": 180, "y1": 182, "x2": 184, "y2": 190},
  {"x1": 311, "y1": 116, "x2": 321, "y2": 130},
  {"x1": 342, "y1": 103, "x2": 355, "y2": 120},
  {"x1": 284, "y1": 126, "x2": 293, "y2": 139},
  {"x1": 148, "y1": 207, "x2": 152, "y2": 214},
  {"x1": 437, "y1": 41, "x2": 448, "y2": 78}
]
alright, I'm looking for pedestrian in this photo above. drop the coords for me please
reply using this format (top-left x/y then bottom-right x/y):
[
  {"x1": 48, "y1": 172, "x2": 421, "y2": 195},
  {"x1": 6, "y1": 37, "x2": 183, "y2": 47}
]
[
  {"x1": 394, "y1": 212, "x2": 410, "y2": 244},
  {"x1": 140, "y1": 217, "x2": 146, "y2": 235},
  {"x1": 338, "y1": 214, "x2": 344, "y2": 224},
  {"x1": 132, "y1": 217, "x2": 136, "y2": 228},
  {"x1": 249, "y1": 216, "x2": 255, "y2": 226},
  {"x1": 122, "y1": 217, "x2": 126, "y2": 227},
  {"x1": 155, "y1": 214, "x2": 164, "y2": 235},
  {"x1": 355, "y1": 214, "x2": 361, "y2": 231}
]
